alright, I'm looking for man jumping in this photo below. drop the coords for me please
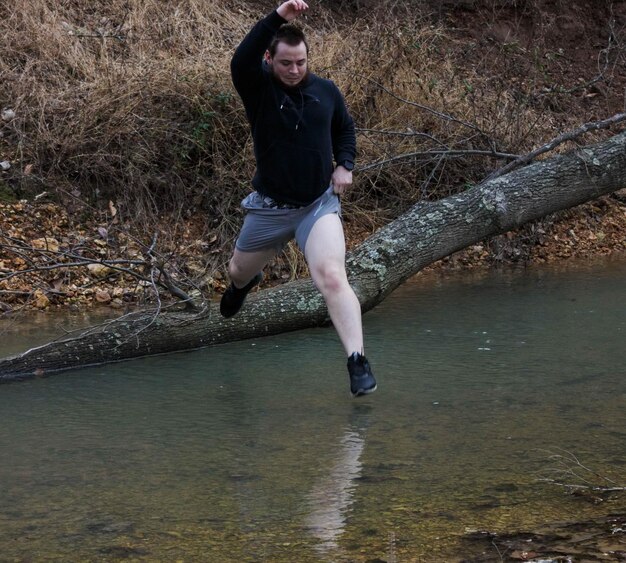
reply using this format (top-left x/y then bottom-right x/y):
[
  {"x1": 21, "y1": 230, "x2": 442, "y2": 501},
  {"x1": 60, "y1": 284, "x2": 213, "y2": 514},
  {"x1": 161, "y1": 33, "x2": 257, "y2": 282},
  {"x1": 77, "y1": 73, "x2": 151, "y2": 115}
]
[{"x1": 221, "y1": 0, "x2": 376, "y2": 397}]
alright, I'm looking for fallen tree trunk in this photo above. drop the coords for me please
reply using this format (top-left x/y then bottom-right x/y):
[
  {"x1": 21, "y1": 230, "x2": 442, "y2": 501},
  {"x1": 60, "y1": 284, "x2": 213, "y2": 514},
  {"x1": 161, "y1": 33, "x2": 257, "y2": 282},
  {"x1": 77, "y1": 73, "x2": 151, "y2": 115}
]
[{"x1": 2, "y1": 131, "x2": 626, "y2": 381}]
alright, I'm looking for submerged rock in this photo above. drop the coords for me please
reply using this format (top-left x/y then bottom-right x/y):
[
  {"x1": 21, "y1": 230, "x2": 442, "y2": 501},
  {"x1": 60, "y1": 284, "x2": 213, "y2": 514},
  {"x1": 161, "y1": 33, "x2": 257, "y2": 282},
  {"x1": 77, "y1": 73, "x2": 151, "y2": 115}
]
[
  {"x1": 86, "y1": 520, "x2": 135, "y2": 534},
  {"x1": 98, "y1": 545, "x2": 148, "y2": 558}
]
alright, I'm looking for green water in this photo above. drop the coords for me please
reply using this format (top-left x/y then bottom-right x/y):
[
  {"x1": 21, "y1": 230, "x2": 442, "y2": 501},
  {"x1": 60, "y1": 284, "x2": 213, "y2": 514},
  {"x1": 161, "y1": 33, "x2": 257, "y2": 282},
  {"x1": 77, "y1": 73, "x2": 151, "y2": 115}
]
[{"x1": 0, "y1": 258, "x2": 624, "y2": 562}]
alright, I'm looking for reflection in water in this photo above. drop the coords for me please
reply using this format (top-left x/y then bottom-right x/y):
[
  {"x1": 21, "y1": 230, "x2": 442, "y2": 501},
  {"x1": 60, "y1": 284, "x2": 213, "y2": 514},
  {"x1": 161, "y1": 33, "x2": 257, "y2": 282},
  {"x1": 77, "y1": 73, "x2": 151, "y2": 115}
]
[{"x1": 305, "y1": 406, "x2": 370, "y2": 556}]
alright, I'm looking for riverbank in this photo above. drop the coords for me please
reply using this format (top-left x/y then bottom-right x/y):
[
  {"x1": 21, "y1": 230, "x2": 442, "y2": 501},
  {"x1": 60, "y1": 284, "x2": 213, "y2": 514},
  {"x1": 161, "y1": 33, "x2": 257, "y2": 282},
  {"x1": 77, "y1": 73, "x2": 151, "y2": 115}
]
[
  {"x1": 1, "y1": 189, "x2": 625, "y2": 313},
  {"x1": 427, "y1": 191, "x2": 626, "y2": 273},
  {"x1": 2, "y1": 9, "x2": 624, "y2": 558},
  {"x1": 2, "y1": 0, "x2": 626, "y2": 313}
]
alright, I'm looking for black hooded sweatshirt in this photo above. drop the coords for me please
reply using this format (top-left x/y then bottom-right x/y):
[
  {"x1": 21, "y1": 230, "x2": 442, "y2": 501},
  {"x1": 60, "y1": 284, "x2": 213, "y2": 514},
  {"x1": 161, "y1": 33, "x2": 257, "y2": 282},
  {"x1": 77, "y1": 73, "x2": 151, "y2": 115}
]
[{"x1": 231, "y1": 10, "x2": 357, "y2": 207}]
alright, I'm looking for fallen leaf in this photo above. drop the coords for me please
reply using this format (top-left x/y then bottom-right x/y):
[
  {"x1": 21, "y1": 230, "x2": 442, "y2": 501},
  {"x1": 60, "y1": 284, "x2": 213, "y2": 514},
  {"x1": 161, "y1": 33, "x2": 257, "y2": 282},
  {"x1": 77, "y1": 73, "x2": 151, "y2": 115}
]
[
  {"x1": 87, "y1": 263, "x2": 111, "y2": 278},
  {"x1": 95, "y1": 290, "x2": 111, "y2": 303},
  {"x1": 31, "y1": 237, "x2": 60, "y2": 252},
  {"x1": 33, "y1": 290, "x2": 50, "y2": 309}
]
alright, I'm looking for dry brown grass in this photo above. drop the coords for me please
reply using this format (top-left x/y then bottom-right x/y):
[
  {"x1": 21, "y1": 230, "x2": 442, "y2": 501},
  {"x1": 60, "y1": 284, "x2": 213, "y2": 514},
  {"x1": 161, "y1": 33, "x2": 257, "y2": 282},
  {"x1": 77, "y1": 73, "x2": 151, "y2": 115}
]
[{"x1": 2, "y1": 1, "x2": 249, "y2": 200}]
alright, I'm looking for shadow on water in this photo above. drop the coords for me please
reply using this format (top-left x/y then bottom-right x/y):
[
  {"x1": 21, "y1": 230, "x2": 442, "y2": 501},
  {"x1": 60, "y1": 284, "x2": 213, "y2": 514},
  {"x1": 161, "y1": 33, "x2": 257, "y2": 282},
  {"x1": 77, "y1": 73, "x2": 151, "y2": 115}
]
[{"x1": 0, "y1": 256, "x2": 624, "y2": 560}]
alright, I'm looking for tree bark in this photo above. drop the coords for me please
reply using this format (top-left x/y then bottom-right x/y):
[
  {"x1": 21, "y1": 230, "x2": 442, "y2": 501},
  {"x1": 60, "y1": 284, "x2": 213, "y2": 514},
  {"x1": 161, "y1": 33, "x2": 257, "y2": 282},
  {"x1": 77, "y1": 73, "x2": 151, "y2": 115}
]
[{"x1": 2, "y1": 131, "x2": 626, "y2": 382}]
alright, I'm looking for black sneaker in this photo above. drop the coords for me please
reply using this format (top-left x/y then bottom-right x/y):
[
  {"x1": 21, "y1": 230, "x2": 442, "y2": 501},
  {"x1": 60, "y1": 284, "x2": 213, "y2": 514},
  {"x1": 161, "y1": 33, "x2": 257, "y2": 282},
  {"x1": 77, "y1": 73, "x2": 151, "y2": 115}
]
[
  {"x1": 220, "y1": 273, "x2": 263, "y2": 318},
  {"x1": 347, "y1": 352, "x2": 377, "y2": 397}
]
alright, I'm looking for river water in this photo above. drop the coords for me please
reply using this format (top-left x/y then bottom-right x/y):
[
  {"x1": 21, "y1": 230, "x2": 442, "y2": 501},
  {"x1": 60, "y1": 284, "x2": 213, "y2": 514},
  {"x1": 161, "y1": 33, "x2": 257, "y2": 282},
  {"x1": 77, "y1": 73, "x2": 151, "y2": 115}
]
[{"x1": 0, "y1": 258, "x2": 624, "y2": 561}]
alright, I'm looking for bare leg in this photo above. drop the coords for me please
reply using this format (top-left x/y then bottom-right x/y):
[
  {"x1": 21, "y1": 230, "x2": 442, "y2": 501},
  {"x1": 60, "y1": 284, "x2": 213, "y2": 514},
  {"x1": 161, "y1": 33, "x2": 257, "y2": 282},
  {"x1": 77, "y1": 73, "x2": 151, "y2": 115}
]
[
  {"x1": 304, "y1": 213, "x2": 363, "y2": 355},
  {"x1": 228, "y1": 247, "x2": 277, "y2": 288}
]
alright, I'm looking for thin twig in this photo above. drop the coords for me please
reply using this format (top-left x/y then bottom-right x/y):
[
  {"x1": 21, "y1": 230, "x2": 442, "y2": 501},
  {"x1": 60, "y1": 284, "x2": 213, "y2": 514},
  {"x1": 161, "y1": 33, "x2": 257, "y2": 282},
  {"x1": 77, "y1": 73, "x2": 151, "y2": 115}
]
[
  {"x1": 359, "y1": 148, "x2": 518, "y2": 172},
  {"x1": 356, "y1": 127, "x2": 447, "y2": 146},
  {"x1": 421, "y1": 154, "x2": 445, "y2": 198},
  {"x1": 0, "y1": 259, "x2": 146, "y2": 282},
  {"x1": 158, "y1": 266, "x2": 197, "y2": 310},
  {"x1": 537, "y1": 448, "x2": 625, "y2": 492},
  {"x1": 1, "y1": 231, "x2": 195, "y2": 304},
  {"x1": 73, "y1": 33, "x2": 125, "y2": 41}
]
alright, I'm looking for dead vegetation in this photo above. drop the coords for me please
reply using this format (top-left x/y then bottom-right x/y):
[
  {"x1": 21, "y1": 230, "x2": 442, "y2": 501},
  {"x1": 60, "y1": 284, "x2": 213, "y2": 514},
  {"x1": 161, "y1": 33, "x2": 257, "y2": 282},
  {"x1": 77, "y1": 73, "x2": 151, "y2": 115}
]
[{"x1": 1, "y1": 0, "x2": 626, "y2": 311}]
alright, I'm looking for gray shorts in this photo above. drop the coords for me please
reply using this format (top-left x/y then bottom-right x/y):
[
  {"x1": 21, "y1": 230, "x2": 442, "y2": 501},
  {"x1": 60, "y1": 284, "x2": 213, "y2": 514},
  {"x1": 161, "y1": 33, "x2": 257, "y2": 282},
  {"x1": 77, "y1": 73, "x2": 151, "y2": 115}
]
[{"x1": 235, "y1": 186, "x2": 341, "y2": 253}]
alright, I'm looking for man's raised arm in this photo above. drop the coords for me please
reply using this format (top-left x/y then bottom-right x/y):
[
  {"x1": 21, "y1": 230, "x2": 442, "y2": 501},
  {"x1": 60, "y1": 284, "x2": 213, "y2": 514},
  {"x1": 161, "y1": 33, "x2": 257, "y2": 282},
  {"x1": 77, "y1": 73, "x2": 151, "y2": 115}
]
[{"x1": 231, "y1": 1, "x2": 309, "y2": 96}]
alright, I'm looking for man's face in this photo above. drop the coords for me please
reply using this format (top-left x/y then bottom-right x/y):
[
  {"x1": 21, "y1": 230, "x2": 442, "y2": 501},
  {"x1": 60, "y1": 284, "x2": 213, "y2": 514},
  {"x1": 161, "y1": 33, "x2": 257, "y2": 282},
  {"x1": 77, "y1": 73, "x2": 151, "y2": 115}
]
[{"x1": 266, "y1": 41, "x2": 308, "y2": 87}]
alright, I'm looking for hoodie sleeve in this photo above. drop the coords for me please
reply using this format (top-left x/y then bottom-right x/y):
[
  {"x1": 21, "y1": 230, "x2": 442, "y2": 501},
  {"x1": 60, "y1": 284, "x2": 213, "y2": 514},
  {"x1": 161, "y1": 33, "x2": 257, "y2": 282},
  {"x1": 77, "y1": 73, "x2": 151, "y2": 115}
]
[
  {"x1": 231, "y1": 10, "x2": 286, "y2": 102},
  {"x1": 331, "y1": 85, "x2": 357, "y2": 166}
]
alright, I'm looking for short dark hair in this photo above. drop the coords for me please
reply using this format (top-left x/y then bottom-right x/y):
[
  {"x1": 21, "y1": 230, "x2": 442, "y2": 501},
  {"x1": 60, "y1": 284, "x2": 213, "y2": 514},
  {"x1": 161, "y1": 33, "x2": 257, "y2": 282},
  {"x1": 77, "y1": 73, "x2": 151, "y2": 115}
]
[{"x1": 269, "y1": 24, "x2": 309, "y2": 57}]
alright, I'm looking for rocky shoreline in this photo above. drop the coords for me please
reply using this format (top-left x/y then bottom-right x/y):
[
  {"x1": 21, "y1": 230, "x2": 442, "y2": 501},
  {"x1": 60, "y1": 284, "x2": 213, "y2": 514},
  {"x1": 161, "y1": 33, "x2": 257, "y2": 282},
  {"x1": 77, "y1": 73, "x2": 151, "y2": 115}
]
[
  {"x1": 1, "y1": 190, "x2": 624, "y2": 314},
  {"x1": 1, "y1": 191, "x2": 625, "y2": 314}
]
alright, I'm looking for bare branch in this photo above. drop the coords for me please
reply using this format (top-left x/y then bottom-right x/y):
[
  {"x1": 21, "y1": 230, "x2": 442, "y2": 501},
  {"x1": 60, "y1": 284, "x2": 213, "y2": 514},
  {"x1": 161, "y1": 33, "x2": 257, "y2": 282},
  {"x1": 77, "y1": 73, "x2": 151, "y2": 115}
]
[
  {"x1": 359, "y1": 148, "x2": 519, "y2": 172},
  {"x1": 484, "y1": 112, "x2": 626, "y2": 182},
  {"x1": 365, "y1": 77, "x2": 486, "y2": 134},
  {"x1": 537, "y1": 448, "x2": 625, "y2": 493},
  {"x1": 145, "y1": 232, "x2": 197, "y2": 310},
  {"x1": 0, "y1": 226, "x2": 200, "y2": 307},
  {"x1": 0, "y1": 257, "x2": 147, "y2": 282},
  {"x1": 157, "y1": 266, "x2": 198, "y2": 310},
  {"x1": 356, "y1": 127, "x2": 447, "y2": 146}
]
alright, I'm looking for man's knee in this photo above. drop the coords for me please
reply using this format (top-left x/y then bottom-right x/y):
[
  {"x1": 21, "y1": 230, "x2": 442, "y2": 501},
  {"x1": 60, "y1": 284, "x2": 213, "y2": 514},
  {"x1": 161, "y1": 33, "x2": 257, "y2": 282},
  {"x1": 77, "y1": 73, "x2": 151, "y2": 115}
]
[
  {"x1": 229, "y1": 256, "x2": 252, "y2": 285},
  {"x1": 228, "y1": 248, "x2": 274, "y2": 286},
  {"x1": 227, "y1": 255, "x2": 237, "y2": 275},
  {"x1": 311, "y1": 261, "x2": 348, "y2": 294}
]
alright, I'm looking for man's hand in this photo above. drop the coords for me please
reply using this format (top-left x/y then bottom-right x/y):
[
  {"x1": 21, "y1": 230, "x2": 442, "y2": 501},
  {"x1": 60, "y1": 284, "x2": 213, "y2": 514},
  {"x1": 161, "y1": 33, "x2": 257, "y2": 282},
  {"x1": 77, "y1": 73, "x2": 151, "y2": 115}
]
[
  {"x1": 331, "y1": 165, "x2": 353, "y2": 195},
  {"x1": 276, "y1": 0, "x2": 309, "y2": 21}
]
